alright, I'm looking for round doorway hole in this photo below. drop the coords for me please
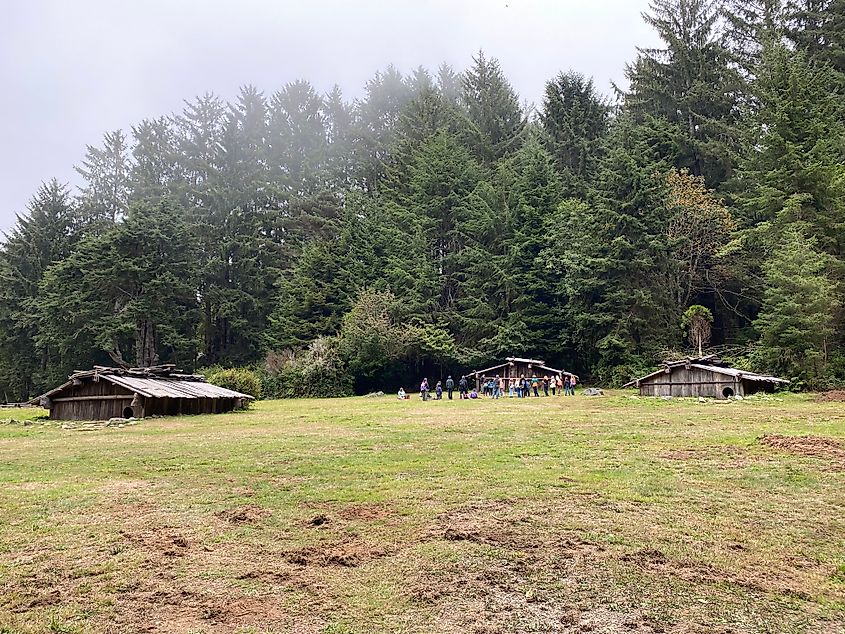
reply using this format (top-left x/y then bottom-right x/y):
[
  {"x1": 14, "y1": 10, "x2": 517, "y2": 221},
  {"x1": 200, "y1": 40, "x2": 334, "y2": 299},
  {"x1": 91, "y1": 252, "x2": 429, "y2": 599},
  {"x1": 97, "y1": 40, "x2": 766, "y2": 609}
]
[
  {"x1": 123, "y1": 406, "x2": 134, "y2": 418},
  {"x1": 721, "y1": 386, "x2": 734, "y2": 399}
]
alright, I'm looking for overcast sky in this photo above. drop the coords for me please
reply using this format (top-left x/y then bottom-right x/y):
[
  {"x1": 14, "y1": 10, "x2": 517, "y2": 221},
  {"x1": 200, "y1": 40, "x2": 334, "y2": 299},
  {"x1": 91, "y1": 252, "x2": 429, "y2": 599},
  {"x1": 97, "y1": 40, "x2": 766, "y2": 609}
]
[{"x1": 0, "y1": 0, "x2": 658, "y2": 234}]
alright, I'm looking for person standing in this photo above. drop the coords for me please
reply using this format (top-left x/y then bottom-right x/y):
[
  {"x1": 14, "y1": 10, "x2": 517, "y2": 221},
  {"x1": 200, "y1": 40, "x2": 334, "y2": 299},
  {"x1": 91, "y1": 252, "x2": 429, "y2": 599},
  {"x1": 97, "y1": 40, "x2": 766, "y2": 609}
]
[
  {"x1": 459, "y1": 375, "x2": 468, "y2": 399},
  {"x1": 445, "y1": 375, "x2": 454, "y2": 400},
  {"x1": 570, "y1": 374, "x2": 577, "y2": 396},
  {"x1": 563, "y1": 375, "x2": 571, "y2": 396},
  {"x1": 508, "y1": 378, "x2": 515, "y2": 398},
  {"x1": 531, "y1": 375, "x2": 540, "y2": 397},
  {"x1": 420, "y1": 378, "x2": 430, "y2": 401},
  {"x1": 542, "y1": 375, "x2": 550, "y2": 397},
  {"x1": 550, "y1": 376, "x2": 557, "y2": 396},
  {"x1": 556, "y1": 375, "x2": 563, "y2": 396}
]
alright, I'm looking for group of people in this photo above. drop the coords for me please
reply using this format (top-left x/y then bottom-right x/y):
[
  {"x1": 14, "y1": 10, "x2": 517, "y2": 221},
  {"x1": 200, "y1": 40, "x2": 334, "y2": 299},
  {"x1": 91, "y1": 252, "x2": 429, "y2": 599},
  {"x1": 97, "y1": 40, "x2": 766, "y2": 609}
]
[
  {"x1": 409, "y1": 376, "x2": 462, "y2": 400},
  {"x1": 482, "y1": 374, "x2": 577, "y2": 398},
  {"x1": 399, "y1": 373, "x2": 577, "y2": 401}
]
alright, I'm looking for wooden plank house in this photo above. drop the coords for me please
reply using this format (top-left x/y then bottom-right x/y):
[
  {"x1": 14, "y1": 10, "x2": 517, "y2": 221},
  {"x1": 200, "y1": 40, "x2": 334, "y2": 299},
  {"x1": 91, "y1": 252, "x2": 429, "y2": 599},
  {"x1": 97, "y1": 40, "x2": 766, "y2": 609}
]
[
  {"x1": 470, "y1": 357, "x2": 576, "y2": 387},
  {"x1": 624, "y1": 356, "x2": 787, "y2": 399},
  {"x1": 31, "y1": 365, "x2": 254, "y2": 420}
]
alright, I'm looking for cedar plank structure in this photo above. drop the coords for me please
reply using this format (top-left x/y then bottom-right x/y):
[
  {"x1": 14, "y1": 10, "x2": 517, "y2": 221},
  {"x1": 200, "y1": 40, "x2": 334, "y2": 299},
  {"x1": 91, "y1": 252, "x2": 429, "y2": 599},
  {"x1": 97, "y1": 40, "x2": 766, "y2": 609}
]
[
  {"x1": 470, "y1": 357, "x2": 577, "y2": 386},
  {"x1": 31, "y1": 365, "x2": 254, "y2": 420},
  {"x1": 624, "y1": 356, "x2": 787, "y2": 399}
]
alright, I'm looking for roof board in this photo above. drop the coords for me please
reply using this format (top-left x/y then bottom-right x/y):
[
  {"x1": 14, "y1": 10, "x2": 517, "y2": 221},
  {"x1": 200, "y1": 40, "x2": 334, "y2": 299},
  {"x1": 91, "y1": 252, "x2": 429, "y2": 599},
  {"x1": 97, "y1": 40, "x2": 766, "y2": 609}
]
[{"x1": 102, "y1": 375, "x2": 254, "y2": 399}]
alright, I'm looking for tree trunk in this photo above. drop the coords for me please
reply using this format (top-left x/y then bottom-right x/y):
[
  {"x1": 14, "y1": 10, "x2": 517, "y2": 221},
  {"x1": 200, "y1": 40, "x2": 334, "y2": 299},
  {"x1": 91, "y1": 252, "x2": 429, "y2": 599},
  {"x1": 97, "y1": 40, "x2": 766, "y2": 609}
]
[
  {"x1": 135, "y1": 319, "x2": 159, "y2": 368},
  {"x1": 108, "y1": 344, "x2": 130, "y2": 369}
]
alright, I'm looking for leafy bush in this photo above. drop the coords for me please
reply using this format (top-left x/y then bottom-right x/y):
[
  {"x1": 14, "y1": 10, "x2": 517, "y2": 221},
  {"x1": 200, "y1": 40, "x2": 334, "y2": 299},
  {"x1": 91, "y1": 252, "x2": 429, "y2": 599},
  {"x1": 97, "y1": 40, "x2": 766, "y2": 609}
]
[
  {"x1": 262, "y1": 337, "x2": 353, "y2": 399},
  {"x1": 337, "y1": 289, "x2": 404, "y2": 380},
  {"x1": 202, "y1": 367, "x2": 262, "y2": 400}
]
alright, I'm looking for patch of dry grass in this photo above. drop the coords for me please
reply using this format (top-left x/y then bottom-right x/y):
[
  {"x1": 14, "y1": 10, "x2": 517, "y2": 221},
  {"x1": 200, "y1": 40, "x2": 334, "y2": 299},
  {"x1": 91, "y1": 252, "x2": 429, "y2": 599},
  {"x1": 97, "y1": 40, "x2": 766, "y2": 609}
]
[{"x1": 0, "y1": 392, "x2": 843, "y2": 633}]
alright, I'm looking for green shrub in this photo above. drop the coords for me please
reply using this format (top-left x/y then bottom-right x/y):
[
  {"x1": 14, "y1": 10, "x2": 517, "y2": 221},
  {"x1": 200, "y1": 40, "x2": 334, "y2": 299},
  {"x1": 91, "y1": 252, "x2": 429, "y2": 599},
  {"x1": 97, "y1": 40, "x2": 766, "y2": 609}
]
[
  {"x1": 202, "y1": 367, "x2": 262, "y2": 400},
  {"x1": 262, "y1": 337, "x2": 353, "y2": 399}
]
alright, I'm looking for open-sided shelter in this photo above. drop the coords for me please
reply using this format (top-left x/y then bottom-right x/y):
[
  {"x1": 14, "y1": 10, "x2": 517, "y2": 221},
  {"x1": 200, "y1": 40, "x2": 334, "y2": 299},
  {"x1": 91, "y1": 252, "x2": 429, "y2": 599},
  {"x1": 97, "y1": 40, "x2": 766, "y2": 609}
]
[
  {"x1": 32, "y1": 365, "x2": 254, "y2": 420},
  {"x1": 624, "y1": 356, "x2": 787, "y2": 399},
  {"x1": 470, "y1": 357, "x2": 576, "y2": 387}
]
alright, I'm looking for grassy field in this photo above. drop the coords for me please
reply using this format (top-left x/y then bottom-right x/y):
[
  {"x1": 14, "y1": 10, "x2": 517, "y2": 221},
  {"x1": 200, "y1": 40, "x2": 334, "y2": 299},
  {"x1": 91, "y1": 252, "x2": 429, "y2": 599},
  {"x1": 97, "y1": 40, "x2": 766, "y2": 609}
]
[{"x1": 1, "y1": 392, "x2": 844, "y2": 634}]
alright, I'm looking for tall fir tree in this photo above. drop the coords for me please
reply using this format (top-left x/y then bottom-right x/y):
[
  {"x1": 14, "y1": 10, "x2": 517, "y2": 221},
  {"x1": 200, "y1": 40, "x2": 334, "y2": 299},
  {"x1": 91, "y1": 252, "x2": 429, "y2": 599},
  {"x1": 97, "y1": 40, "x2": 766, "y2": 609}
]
[
  {"x1": 0, "y1": 181, "x2": 79, "y2": 399},
  {"x1": 625, "y1": 0, "x2": 742, "y2": 186},
  {"x1": 460, "y1": 51, "x2": 526, "y2": 165},
  {"x1": 353, "y1": 65, "x2": 414, "y2": 191},
  {"x1": 752, "y1": 227, "x2": 840, "y2": 385},
  {"x1": 130, "y1": 117, "x2": 181, "y2": 203},
  {"x1": 75, "y1": 129, "x2": 131, "y2": 233},
  {"x1": 723, "y1": 0, "x2": 785, "y2": 80},
  {"x1": 540, "y1": 71, "x2": 609, "y2": 197},
  {"x1": 39, "y1": 199, "x2": 200, "y2": 370},
  {"x1": 269, "y1": 80, "x2": 328, "y2": 198},
  {"x1": 736, "y1": 45, "x2": 845, "y2": 256},
  {"x1": 785, "y1": 0, "x2": 845, "y2": 74}
]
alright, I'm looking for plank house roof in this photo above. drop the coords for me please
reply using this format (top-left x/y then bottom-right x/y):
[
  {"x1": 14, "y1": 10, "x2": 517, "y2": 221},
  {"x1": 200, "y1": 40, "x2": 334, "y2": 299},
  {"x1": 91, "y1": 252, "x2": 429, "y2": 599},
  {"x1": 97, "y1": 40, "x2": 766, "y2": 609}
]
[
  {"x1": 470, "y1": 357, "x2": 578, "y2": 379},
  {"x1": 32, "y1": 365, "x2": 254, "y2": 403},
  {"x1": 471, "y1": 361, "x2": 513, "y2": 375}
]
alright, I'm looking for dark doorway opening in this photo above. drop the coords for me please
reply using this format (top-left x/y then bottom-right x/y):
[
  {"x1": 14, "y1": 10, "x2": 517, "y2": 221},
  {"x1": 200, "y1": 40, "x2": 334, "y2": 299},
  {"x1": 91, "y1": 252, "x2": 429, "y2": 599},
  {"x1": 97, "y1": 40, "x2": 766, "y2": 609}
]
[
  {"x1": 123, "y1": 406, "x2": 134, "y2": 418},
  {"x1": 722, "y1": 386, "x2": 734, "y2": 398}
]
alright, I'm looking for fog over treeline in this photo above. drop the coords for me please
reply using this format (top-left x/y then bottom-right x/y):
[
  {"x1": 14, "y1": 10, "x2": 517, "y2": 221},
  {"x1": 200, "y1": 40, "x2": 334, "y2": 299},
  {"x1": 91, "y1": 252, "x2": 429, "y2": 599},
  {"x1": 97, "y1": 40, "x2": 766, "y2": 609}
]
[{"x1": 2, "y1": 0, "x2": 844, "y2": 400}]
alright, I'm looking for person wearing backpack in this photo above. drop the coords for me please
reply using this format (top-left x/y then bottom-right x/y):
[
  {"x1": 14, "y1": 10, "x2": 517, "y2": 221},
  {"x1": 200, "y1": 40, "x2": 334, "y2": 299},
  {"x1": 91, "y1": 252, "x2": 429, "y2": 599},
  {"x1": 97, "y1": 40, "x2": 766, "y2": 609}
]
[
  {"x1": 459, "y1": 375, "x2": 468, "y2": 399},
  {"x1": 445, "y1": 375, "x2": 454, "y2": 400}
]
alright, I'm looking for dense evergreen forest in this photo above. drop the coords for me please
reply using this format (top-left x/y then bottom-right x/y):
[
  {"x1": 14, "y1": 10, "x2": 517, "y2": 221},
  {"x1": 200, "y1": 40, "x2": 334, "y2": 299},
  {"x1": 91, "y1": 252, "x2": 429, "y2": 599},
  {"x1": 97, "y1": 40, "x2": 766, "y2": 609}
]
[{"x1": 2, "y1": 0, "x2": 844, "y2": 400}]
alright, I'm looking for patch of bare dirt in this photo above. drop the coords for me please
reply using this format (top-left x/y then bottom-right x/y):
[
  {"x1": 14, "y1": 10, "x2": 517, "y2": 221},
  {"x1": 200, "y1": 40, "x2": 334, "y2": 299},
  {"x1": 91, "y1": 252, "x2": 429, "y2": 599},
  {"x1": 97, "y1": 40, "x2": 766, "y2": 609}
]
[
  {"x1": 416, "y1": 498, "x2": 834, "y2": 632},
  {"x1": 112, "y1": 588, "x2": 324, "y2": 634},
  {"x1": 416, "y1": 553, "x2": 666, "y2": 634},
  {"x1": 120, "y1": 528, "x2": 192, "y2": 558},
  {"x1": 7, "y1": 589, "x2": 62, "y2": 613},
  {"x1": 336, "y1": 501, "x2": 391, "y2": 521},
  {"x1": 307, "y1": 513, "x2": 330, "y2": 527},
  {"x1": 104, "y1": 519, "x2": 329, "y2": 633},
  {"x1": 618, "y1": 547, "x2": 816, "y2": 601},
  {"x1": 300, "y1": 501, "x2": 393, "y2": 526},
  {"x1": 759, "y1": 434, "x2": 845, "y2": 470},
  {"x1": 815, "y1": 390, "x2": 845, "y2": 402},
  {"x1": 432, "y1": 499, "x2": 606, "y2": 556},
  {"x1": 215, "y1": 504, "x2": 270, "y2": 524},
  {"x1": 284, "y1": 537, "x2": 388, "y2": 568}
]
